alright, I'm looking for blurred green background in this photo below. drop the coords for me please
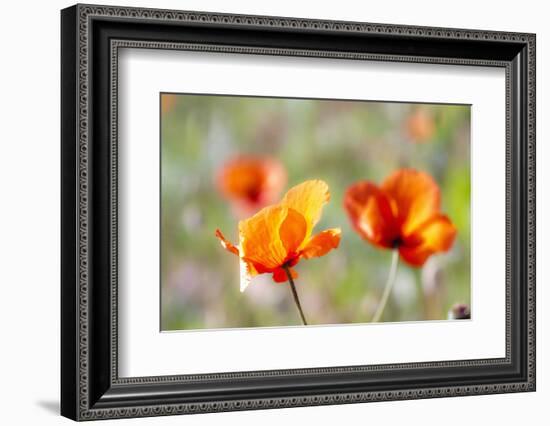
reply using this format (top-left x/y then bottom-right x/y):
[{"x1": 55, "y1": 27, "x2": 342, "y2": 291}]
[{"x1": 161, "y1": 93, "x2": 471, "y2": 330}]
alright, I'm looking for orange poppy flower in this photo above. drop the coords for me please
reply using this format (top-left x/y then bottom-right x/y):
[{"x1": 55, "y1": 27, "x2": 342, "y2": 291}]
[
  {"x1": 344, "y1": 169, "x2": 456, "y2": 267},
  {"x1": 216, "y1": 180, "x2": 341, "y2": 291},
  {"x1": 405, "y1": 108, "x2": 436, "y2": 143},
  {"x1": 216, "y1": 155, "x2": 287, "y2": 214}
]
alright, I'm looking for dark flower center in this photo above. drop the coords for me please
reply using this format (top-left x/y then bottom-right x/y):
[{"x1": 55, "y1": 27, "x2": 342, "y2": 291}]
[{"x1": 391, "y1": 237, "x2": 403, "y2": 248}]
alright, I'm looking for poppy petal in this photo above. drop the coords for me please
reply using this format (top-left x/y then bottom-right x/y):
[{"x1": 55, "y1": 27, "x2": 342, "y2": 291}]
[
  {"x1": 399, "y1": 215, "x2": 457, "y2": 267},
  {"x1": 381, "y1": 169, "x2": 441, "y2": 237},
  {"x1": 279, "y1": 207, "x2": 308, "y2": 255},
  {"x1": 300, "y1": 228, "x2": 342, "y2": 259},
  {"x1": 343, "y1": 181, "x2": 397, "y2": 248},
  {"x1": 215, "y1": 229, "x2": 239, "y2": 256},
  {"x1": 238, "y1": 204, "x2": 289, "y2": 269},
  {"x1": 239, "y1": 257, "x2": 258, "y2": 292},
  {"x1": 282, "y1": 180, "x2": 330, "y2": 239},
  {"x1": 272, "y1": 266, "x2": 298, "y2": 283}
]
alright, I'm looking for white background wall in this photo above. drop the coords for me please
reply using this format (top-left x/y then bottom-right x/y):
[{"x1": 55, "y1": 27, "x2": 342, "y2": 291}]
[{"x1": 0, "y1": 0, "x2": 546, "y2": 424}]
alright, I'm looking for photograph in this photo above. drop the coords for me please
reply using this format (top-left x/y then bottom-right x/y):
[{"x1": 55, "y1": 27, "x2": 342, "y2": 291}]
[
  {"x1": 160, "y1": 93, "x2": 471, "y2": 330},
  {"x1": 58, "y1": 3, "x2": 535, "y2": 421}
]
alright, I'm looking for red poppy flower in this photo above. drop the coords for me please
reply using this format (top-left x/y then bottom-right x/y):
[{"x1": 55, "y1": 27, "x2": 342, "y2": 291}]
[
  {"x1": 344, "y1": 169, "x2": 456, "y2": 267},
  {"x1": 216, "y1": 180, "x2": 341, "y2": 291},
  {"x1": 216, "y1": 155, "x2": 287, "y2": 214}
]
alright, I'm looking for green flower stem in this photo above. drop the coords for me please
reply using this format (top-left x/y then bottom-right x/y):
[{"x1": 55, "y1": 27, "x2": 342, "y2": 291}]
[
  {"x1": 283, "y1": 265, "x2": 308, "y2": 326},
  {"x1": 371, "y1": 249, "x2": 400, "y2": 323}
]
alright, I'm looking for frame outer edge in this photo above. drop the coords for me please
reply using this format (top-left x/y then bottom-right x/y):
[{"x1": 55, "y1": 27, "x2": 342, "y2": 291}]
[
  {"x1": 61, "y1": 4, "x2": 80, "y2": 422},
  {"x1": 527, "y1": 33, "x2": 536, "y2": 390}
]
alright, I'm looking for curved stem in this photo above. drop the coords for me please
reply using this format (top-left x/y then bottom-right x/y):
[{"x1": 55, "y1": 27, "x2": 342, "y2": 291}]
[
  {"x1": 371, "y1": 249, "x2": 399, "y2": 323},
  {"x1": 283, "y1": 265, "x2": 308, "y2": 326}
]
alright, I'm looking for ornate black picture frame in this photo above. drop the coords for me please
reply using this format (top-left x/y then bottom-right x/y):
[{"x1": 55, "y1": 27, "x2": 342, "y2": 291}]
[{"x1": 61, "y1": 3, "x2": 536, "y2": 421}]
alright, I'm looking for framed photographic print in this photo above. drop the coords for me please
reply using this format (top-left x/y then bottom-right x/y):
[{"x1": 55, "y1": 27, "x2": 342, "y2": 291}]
[{"x1": 61, "y1": 3, "x2": 536, "y2": 421}]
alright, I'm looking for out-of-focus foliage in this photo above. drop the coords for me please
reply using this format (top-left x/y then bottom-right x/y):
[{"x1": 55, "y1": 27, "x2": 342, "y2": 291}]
[{"x1": 161, "y1": 94, "x2": 471, "y2": 330}]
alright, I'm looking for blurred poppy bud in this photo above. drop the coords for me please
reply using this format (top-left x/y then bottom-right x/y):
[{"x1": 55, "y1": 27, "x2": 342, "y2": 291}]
[
  {"x1": 405, "y1": 108, "x2": 436, "y2": 143},
  {"x1": 448, "y1": 303, "x2": 470, "y2": 320},
  {"x1": 161, "y1": 94, "x2": 177, "y2": 114}
]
